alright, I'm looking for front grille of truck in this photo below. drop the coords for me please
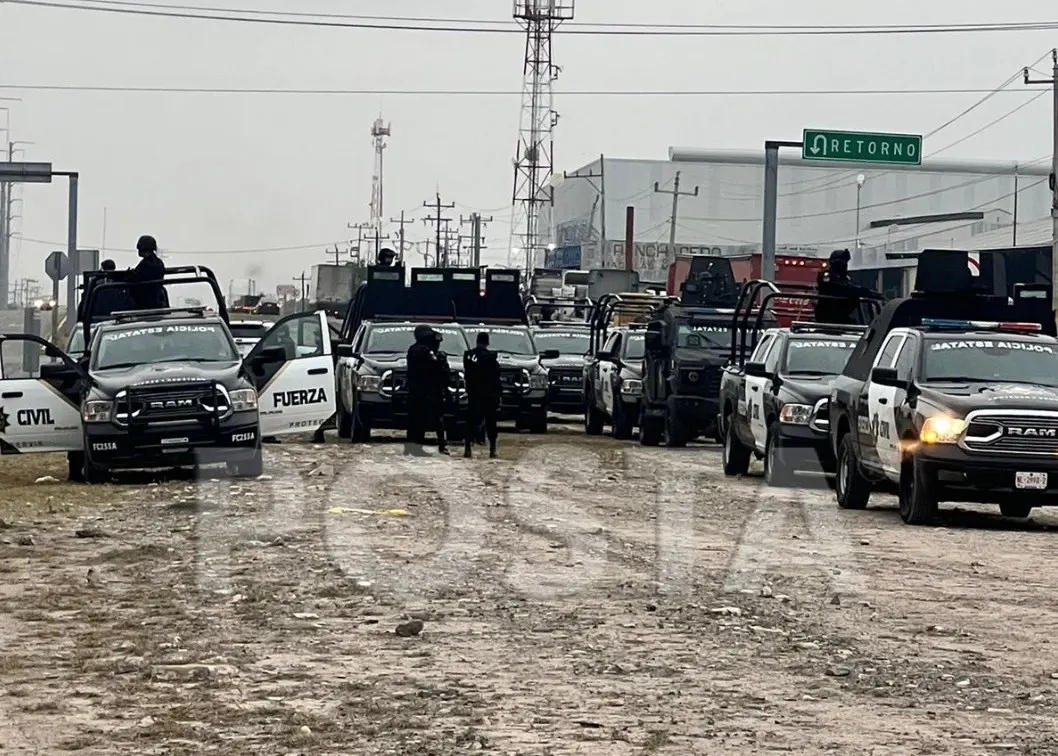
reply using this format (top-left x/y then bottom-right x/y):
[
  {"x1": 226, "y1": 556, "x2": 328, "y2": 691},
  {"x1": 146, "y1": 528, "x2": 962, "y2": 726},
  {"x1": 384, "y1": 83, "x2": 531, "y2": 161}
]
[
  {"x1": 379, "y1": 369, "x2": 464, "y2": 398},
  {"x1": 500, "y1": 368, "x2": 530, "y2": 396},
  {"x1": 959, "y1": 410, "x2": 1058, "y2": 456},
  {"x1": 115, "y1": 381, "x2": 231, "y2": 426},
  {"x1": 679, "y1": 366, "x2": 721, "y2": 396},
  {"x1": 549, "y1": 368, "x2": 582, "y2": 388}
]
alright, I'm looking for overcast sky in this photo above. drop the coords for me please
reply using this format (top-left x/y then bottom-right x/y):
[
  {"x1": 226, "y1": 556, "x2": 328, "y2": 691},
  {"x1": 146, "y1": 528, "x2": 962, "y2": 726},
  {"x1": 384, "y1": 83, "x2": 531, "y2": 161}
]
[{"x1": 0, "y1": 0, "x2": 1055, "y2": 296}]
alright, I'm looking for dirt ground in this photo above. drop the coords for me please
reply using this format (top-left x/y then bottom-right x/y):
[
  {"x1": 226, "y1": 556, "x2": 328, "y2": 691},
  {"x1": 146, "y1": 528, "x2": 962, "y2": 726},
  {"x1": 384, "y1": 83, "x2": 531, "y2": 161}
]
[{"x1": 4, "y1": 422, "x2": 1058, "y2": 755}]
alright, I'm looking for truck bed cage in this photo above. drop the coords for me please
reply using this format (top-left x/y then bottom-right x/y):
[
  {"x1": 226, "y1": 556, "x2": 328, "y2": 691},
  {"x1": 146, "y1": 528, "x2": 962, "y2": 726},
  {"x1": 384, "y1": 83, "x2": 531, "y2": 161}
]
[
  {"x1": 589, "y1": 292, "x2": 676, "y2": 355},
  {"x1": 79, "y1": 266, "x2": 229, "y2": 353},
  {"x1": 788, "y1": 321, "x2": 869, "y2": 335},
  {"x1": 340, "y1": 265, "x2": 528, "y2": 341},
  {"x1": 523, "y1": 294, "x2": 594, "y2": 324},
  {"x1": 109, "y1": 307, "x2": 209, "y2": 323}
]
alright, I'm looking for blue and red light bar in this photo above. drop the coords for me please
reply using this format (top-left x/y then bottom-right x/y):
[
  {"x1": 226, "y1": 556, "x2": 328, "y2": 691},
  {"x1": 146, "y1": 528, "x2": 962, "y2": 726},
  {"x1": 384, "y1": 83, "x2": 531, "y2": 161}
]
[{"x1": 920, "y1": 318, "x2": 1042, "y2": 332}]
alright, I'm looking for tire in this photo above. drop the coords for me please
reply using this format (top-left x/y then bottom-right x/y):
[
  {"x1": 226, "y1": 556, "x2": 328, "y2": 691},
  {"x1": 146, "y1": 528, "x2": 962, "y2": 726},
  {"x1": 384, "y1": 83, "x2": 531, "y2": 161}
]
[
  {"x1": 722, "y1": 414, "x2": 751, "y2": 476},
  {"x1": 82, "y1": 455, "x2": 108, "y2": 485},
  {"x1": 898, "y1": 456, "x2": 940, "y2": 525},
  {"x1": 584, "y1": 399, "x2": 604, "y2": 436},
  {"x1": 763, "y1": 422, "x2": 796, "y2": 487},
  {"x1": 664, "y1": 407, "x2": 687, "y2": 448},
  {"x1": 350, "y1": 405, "x2": 371, "y2": 442},
  {"x1": 612, "y1": 402, "x2": 634, "y2": 440},
  {"x1": 67, "y1": 451, "x2": 85, "y2": 483},
  {"x1": 528, "y1": 410, "x2": 548, "y2": 434},
  {"x1": 835, "y1": 432, "x2": 871, "y2": 510},
  {"x1": 639, "y1": 415, "x2": 663, "y2": 446},
  {"x1": 1000, "y1": 502, "x2": 1033, "y2": 518},
  {"x1": 227, "y1": 449, "x2": 264, "y2": 478},
  {"x1": 337, "y1": 398, "x2": 352, "y2": 439}
]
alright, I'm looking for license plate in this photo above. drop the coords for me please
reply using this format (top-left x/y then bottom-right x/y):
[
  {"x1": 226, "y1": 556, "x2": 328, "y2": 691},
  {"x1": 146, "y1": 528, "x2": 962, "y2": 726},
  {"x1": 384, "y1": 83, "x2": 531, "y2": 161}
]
[{"x1": 1015, "y1": 471, "x2": 1048, "y2": 490}]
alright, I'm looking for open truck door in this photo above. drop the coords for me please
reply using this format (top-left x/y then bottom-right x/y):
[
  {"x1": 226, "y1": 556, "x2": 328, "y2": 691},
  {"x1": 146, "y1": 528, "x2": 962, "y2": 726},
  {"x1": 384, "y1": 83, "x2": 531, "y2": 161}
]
[
  {"x1": 0, "y1": 334, "x2": 85, "y2": 455},
  {"x1": 243, "y1": 311, "x2": 335, "y2": 437}
]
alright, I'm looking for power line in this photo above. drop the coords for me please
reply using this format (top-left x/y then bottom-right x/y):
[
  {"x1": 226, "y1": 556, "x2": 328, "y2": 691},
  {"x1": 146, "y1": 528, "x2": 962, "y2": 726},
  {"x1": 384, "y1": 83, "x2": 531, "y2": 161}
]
[
  {"x1": 1, "y1": 85, "x2": 1048, "y2": 97},
  {"x1": 8, "y1": 1, "x2": 1058, "y2": 35}
]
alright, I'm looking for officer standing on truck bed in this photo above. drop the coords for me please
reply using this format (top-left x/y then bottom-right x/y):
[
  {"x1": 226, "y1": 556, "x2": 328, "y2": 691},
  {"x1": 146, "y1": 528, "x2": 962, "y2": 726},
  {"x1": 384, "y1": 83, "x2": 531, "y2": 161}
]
[
  {"x1": 463, "y1": 331, "x2": 502, "y2": 459},
  {"x1": 815, "y1": 248, "x2": 881, "y2": 324},
  {"x1": 130, "y1": 235, "x2": 170, "y2": 311},
  {"x1": 406, "y1": 324, "x2": 450, "y2": 454}
]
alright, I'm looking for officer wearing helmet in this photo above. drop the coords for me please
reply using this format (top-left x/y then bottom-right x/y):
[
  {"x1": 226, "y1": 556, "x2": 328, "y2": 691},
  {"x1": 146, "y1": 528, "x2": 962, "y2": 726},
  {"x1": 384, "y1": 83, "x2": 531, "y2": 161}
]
[
  {"x1": 406, "y1": 324, "x2": 450, "y2": 453},
  {"x1": 377, "y1": 247, "x2": 398, "y2": 266},
  {"x1": 130, "y1": 235, "x2": 169, "y2": 310},
  {"x1": 814, "y1": 248, "x2": 880, "y2": 324}
]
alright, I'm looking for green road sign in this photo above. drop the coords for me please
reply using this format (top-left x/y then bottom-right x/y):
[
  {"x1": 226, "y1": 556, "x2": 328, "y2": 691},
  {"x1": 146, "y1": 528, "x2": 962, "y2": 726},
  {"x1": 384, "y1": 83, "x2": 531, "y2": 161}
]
[{"x1": 802, "y1": 129, "x2": 922, "y2": 166}]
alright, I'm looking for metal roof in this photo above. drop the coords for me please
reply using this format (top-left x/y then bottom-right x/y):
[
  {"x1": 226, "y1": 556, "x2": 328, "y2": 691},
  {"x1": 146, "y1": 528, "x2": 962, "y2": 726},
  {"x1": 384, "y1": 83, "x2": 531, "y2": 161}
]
[{"x1": 965, "y1": 216, "x2": 1053, "y2": 250}]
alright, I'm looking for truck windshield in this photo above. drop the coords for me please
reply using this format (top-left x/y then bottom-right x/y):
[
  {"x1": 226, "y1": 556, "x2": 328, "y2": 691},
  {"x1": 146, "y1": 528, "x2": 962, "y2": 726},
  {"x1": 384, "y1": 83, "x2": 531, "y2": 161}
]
[
  {"x1": 678, "y1": 324, "x2": 732, "y2": 349},
  {"x1": 623, "y1": 334, "x2": 645, "y2": 360},
  {"x1": 94, "y1": 323, "x2": 239, "y2": 370},
  {"x1": 364, "y1": 325, "x2": 467, "y2": 355},
  {"x1": 479, "y1": 327, "x2": 536, "y2": 355},
  {"x1": 532, "y1": 331, "x2": 590, "y2": 355},
  {"x1": 924, "y1": 337, "x2": 1058, "y2": 386},
  {"x1": 784, "y1": 338, "x2": 858, "y2": 375}
]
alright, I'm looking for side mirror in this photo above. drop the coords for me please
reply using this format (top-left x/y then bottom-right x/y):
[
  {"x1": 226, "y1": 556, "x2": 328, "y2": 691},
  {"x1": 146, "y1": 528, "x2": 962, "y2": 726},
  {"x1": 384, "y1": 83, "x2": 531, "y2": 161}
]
[
  {"x1": 644, "y1": 331, "x2": 663, "y2": 353},
  {"x1": 540, "y1": 349, "x2": 560, "y2": 360},
  {"x1": 745, "y1": 361, "x2": 771, "y2": 378},
  {"x1": 870, "y1": 366, "x2": 905, "y2": 388},
  {"x1": 335, "y1": 343, "x2": 355, "y2": 358}
]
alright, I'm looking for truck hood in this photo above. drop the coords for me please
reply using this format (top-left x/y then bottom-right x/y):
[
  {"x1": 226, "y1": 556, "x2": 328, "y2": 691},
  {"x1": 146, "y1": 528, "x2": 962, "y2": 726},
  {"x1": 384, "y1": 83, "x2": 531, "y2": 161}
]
[
  {"x1": 496, "y1": 353, "x2": 544, "y2": 371},
  {"x1": 777, "y1": 373, "x2": 839, "y2": 403},
  {"x1": 541, "y1": 355, "x2": 589, "y2": 370},
  {"x1": 92, "y1": 361, "x2": 244, "y2": 392},
  {"x1": 917, "y1": 382, "x2": 1058, "y2": 414},
  {"x1": 358, "y1": 354, "x2": 463, "y2": 373}
]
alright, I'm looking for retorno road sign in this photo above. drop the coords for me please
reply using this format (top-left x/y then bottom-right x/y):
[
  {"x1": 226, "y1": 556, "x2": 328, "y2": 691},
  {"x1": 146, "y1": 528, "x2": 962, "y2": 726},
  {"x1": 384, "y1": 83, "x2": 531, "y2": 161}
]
[{"x1": 802, "y1": 129, "x2": 922, "y2": 166}]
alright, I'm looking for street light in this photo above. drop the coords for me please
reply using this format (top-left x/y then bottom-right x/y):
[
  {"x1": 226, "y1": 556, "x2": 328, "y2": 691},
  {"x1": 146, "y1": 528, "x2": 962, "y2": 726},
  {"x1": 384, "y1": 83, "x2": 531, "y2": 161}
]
[{"x1": 855, "y1": 174, "x2": 866, "y2": 249}]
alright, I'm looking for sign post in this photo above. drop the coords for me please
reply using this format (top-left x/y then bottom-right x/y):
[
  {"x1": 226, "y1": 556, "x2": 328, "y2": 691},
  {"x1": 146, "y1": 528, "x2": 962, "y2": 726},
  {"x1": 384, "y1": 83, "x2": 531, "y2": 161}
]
[
  {"x1": 44, "y1": 250, "x2": 68, "y2": 341},
  {"x1": 801, "y1": 129, "x2": 922, "y2": 166}
]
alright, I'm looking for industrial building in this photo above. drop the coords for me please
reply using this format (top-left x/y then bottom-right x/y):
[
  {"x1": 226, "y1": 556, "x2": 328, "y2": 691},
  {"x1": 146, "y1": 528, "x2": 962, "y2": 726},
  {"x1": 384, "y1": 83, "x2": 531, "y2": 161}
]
[{"x1": 542, "y1": 149, "x2": 1052, "y2": 282}]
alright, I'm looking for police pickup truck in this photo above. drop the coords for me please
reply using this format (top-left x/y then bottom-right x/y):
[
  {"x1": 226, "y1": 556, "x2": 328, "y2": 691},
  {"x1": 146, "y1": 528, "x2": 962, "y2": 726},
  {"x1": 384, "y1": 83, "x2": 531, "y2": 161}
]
[
  {"x1": 830, "y1": 317, "x2": 1058, "y2": 523},
  {"x1": 720, "y1": 323, "x2": 861, "y2": 486},
  {"x1": 584, "y1": 326, "x2": 645, "y2": 439},
  {"x1": 0, "y1": 308, "x2": 335, "y2": 482},
  {"x1": 335, "y1": 321, "x2": 469, "y2": 441},
  {"x1": 531, "y1": 324, "x2": 591, "y2": 414}
]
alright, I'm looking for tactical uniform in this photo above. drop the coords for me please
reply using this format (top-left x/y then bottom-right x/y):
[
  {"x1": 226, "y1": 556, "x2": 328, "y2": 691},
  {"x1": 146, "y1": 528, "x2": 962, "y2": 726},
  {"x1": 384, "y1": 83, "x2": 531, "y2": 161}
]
[
  {"x1": 463, "y1": 332, "x2": 502, "y2": 458},
  {"x1": 814, "y1": 248, "x2": 881, "y2": 324},
  {"x1": 130, "y1": 235, "x2": 169, "y2": 311},
  {"x1": 406, "y1": 325, "x2": 449, "y2": 453}
]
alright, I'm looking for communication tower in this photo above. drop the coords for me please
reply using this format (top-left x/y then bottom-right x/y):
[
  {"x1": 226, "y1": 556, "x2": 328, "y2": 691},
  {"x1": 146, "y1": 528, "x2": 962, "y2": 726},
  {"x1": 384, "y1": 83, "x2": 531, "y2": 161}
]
[
  {"x1": 370, "y1": 116, "x2": 391, "y2": 232},
  {"x1": 509, "y1": 0, "x2": 574, "y2": 273}
]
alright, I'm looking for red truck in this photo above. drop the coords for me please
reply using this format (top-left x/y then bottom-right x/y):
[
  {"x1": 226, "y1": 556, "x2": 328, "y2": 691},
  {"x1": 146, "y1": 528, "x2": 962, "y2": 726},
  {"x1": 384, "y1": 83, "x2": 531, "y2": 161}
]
[{"x1": 667, "y1": 253, "x2": 829, "y2": 326}]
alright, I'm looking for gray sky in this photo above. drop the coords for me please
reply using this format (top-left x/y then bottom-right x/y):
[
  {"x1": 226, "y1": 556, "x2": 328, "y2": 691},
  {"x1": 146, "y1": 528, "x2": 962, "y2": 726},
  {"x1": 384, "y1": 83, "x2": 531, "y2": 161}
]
[{"x1": 1, "y1": 0, "x2": 1055, "y2": 295}]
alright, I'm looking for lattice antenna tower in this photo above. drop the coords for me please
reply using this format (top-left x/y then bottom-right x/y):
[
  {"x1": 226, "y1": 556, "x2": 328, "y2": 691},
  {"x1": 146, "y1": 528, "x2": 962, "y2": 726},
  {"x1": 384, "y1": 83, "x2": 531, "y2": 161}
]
[
  {"x1": 370, "y1": 115, "x2": 391, "y2": 232},
  {"x1": 509, "y1": 0, "x2": 573, "y2": 273}
]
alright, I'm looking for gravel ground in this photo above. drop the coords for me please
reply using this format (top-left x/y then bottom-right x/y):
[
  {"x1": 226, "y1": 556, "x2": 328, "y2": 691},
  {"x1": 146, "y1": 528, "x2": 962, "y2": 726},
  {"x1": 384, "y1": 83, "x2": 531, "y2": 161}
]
[{"x1": 3, "y1": 423, "x2": 1058, "y2": 755}]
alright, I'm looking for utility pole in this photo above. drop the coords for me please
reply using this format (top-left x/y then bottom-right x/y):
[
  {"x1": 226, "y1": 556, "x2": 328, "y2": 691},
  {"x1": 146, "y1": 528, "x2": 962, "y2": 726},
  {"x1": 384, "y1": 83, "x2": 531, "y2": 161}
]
[
  {"x1": 389, "y1": 210, "x2": 413, "y2": 263},
  {"x1": 330, "y1": 244, "x2": 341, "y2": 266},
  {"x1": 462, "y1": 212, "x2": 494, "y2": 268},
  {"x1": 373, "y1": 226, "x2": 391, "y2": 259},
  {"x1": 294, "y1": 271, "x2": 308, "y2": 312},
  {"x1": 1024, "y1": 48, "x2": 1058, "y2": 320},
  {"x1": 0, "y1": 141, "x2": 12, "y2": 309},
  {"x1": 559, "y1": 156, "x2": 606, "y2": 264},
  {"x1": 423, "y1": 192, "x2": 455, "y2": 267},
  {"x1": 654, "y1": 170, "x2": 700, "y2": 250}
]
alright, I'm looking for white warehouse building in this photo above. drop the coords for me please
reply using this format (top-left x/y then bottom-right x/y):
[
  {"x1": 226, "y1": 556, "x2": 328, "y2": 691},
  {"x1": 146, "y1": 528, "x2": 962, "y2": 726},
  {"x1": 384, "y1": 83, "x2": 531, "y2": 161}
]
[{"x1": 541, "y1": 149, "x2": 1052, "y2": 282}]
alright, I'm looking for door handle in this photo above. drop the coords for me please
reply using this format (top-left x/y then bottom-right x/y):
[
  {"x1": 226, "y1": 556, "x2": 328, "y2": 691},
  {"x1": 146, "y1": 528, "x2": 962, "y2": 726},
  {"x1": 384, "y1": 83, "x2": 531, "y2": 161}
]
[
  {"x1": 878, "y1": 398, "x2": 888, "y2": 405},
  {"x1": 2, "y1": 391, "x2": 23, "y2": 398},
  {"x1": 307, "y1": 367, "x2": 328, "y2": 375},
  {"x1": 751, "y1": 386, "x2": 759, "y2": 391}
]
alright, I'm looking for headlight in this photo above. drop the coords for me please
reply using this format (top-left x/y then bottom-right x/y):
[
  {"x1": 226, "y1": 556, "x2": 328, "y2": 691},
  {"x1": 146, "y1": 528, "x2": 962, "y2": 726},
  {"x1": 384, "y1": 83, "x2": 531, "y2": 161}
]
[
  {"x1": 356, "y1": 374, "x2": 381, "y2": 392},
  {"x1": 82, "y1": 400, "x2": 112, "y2": 423},
  {"x1": 529, "y1": 371, "x2": 548, "y2": 389},
  {"x1": 920, "y1": 415, "x2": 966, "y2": 444},
  {"x1": 779, "y1": 403, "x2": 813, "y2": 425},
  {"x1": 229, "y1": 388, "x2": 258, "y2": 411},
  {"x1": 620, "y1": 379, "x2": 643, "y2": 395}
]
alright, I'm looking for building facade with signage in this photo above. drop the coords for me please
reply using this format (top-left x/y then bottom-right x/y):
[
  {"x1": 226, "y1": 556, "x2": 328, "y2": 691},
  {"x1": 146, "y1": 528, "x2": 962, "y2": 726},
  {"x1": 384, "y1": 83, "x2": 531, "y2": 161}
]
[{"x1": 541, "y1": 150, "x2": 1052, "y2": 283}]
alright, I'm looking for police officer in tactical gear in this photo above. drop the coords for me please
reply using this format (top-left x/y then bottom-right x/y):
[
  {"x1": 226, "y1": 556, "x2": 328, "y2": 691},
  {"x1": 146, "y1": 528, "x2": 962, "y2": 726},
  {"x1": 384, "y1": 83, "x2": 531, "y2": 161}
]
[
  {"x1": 463, "y1": 331, "x2": 502, "y2": 459},
  {"x1": 814, "y1": 248, "x2": 880, "y2": 324},
  {"x1": 406, "y1": 324, "x2": 450, "y2": 453},
  {"x1": 377, "y1": 247, "x2": 397, "y2": 266},
  {"x1": 76, "y1": 259, "x2": 132, "y2": 321},
  {"x1": 130, "y1": 235, "x2": 169, "y2": 311}
]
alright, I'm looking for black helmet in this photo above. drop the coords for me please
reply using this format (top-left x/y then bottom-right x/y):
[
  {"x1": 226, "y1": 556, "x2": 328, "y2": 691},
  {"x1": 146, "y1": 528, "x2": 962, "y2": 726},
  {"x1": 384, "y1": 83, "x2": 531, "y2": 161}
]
[
  {"x1": 413, "y1": 324, "x2": 435, "y2": 342},
  {"x1": 829, "y1": 248, "x2": 851, "y2": 263},
  {"x1": 377, "y1": 247, "x2": 397, "y2": 265},
  {"x1": 136, "y1": 235, "x2": 158, "y2": 255},
  {"x1": 100, "y1": 259, "x2": 116, "y2": 271}
]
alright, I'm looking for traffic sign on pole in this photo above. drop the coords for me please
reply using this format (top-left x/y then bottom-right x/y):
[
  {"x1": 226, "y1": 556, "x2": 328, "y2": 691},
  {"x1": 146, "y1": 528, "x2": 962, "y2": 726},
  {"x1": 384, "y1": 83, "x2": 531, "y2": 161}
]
[
  {"x1": 802, "y1": 129, "x2": 922, "y2": 166},
  {"x1": 0, "y1": 162, "x2": 54, "y2": 183},
  {"x1": 45, "y1": 250, "x2": 68, "y2": 282}
]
